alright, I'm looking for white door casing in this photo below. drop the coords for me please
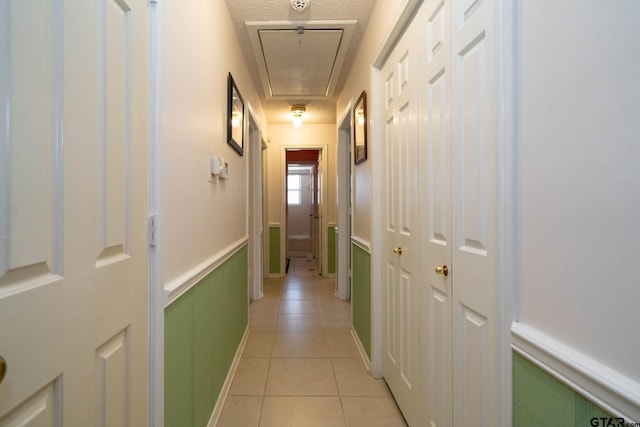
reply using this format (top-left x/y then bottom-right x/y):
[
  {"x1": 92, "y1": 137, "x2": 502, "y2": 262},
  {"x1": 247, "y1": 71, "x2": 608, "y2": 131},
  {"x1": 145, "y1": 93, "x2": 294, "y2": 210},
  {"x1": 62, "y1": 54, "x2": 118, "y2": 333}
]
[
  {"x1": 381, "y1": 16, "x2": 422, "y2": 426},
  {"x1": 0, "y1": 0, "x2": 150, "y2": 425},
  {"x1": 336, "y1": 106, "x2": 352, "y2": 300},
  {"x1": 248, "y1": 109, "x2": 263, "y2": 300},
  {"x1": 281, "y1": 146, "x2": 327, "y2": 276},
  {"x1": 316, "y1": 149, "x2": 324, "y2": 274}
]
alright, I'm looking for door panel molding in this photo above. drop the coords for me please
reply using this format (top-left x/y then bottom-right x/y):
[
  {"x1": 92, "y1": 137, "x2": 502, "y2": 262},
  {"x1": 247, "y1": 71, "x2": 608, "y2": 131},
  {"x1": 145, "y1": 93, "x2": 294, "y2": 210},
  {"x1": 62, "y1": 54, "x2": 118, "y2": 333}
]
[
  {"x1": 95, "y1": 328, "x2": 131, "y2": 427},
  {"x1": 0, "y1": 378, "x2": 62, "y2": 427},
  {"x1": 96, "y1": 0, "x2": 133, "y2": 265},
  {"x1": 0, "y1": 0, "x2": 64, "y2": 293}
]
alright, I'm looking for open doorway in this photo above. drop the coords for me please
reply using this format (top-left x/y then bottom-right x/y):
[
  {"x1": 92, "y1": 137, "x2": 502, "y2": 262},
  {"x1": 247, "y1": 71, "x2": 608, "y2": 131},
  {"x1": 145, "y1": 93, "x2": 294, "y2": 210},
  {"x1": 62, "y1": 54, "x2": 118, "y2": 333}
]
[{"x1": 285, "y1": 149, "x2": 321, "y2": 275}]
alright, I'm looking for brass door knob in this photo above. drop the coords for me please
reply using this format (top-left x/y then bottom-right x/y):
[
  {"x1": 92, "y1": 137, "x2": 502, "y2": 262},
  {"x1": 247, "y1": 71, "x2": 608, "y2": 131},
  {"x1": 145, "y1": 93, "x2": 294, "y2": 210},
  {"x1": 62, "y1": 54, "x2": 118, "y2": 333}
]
[
  {"x1": 392, "y1": 247, "x2": 403, "y2": 255},
  {"x1": 435, "y1": 265, "x2": 449, "y2": 277},
  {"x1": 0, "y1": 356, "x2": 6, "y2": 384}
]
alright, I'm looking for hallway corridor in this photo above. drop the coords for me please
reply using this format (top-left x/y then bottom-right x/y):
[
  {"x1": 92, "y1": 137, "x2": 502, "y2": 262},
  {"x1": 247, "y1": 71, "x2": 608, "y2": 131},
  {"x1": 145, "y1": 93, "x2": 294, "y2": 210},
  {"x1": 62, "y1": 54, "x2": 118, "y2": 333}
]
[{"x1": 216, "y1": 266, "x2": 407, "y2": 426}]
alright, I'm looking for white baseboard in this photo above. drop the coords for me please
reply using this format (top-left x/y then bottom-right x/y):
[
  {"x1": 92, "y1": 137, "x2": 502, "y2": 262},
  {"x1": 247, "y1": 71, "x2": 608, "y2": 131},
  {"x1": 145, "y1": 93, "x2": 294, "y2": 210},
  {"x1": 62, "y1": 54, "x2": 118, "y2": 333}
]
[
  {"x1": 351, "y1": 328, "x2": 372, "y2": 374},
  {"x1": 512, "y1": 322, "x2": 640, "y2": 423},
  {"x1": 207, "y1": 326, "x2": 250, "y2": 427}
]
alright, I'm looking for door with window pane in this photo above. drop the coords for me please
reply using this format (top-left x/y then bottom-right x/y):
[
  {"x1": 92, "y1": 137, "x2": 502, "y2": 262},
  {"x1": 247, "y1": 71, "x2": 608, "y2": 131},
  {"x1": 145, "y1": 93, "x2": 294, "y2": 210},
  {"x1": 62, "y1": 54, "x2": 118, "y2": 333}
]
[{"x1": 287, "y1": 166, "x2": 314, "y2": 257}]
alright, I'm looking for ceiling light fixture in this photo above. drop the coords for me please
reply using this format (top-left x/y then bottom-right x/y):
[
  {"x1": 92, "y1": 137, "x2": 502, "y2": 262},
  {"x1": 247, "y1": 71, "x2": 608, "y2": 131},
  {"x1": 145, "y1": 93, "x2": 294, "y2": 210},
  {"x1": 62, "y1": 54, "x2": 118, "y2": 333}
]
[
  {"x1": 290, "y1": 0, "x2": 309, "y2": 13},
  {"x1": 291, "y1": 104, "x2": 306, "y2": 128}
]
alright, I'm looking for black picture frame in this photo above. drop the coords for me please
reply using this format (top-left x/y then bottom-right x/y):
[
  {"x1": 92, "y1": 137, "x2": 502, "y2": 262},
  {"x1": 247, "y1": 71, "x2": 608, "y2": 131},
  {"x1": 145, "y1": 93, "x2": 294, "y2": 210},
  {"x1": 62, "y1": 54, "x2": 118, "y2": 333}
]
[
  {"x1": 353, "y1": 91, "x2": 367, "y2": 165},
  {"x1": 227, "y1": 73, "x2": 244, "y2": 156}
]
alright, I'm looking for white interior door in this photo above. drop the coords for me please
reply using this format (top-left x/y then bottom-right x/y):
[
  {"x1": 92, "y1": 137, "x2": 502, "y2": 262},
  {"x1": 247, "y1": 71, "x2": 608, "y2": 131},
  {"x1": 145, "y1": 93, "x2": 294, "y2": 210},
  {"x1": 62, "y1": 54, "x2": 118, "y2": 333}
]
[
  {"x1": 419, "y1": 1, "x2": 453, "y2": 425},
  {"x1": 287, "y1": 168, "x2": 313, "y2": 257},
  {"x1": 0, "y1": 0, "x2": 150, "y2": 425},
  {"x1": 381, "y1": 16, "x2": 422, "y2": 427},
  {"x1": 420, "y1": 0, "x2": 502, "y2": 425},
  {"x1": 450, "y1": 0, "x2": 500, "y2": 424},
  {"x1": 383, "y1": 0, "x2": 503, "y2": 425}
]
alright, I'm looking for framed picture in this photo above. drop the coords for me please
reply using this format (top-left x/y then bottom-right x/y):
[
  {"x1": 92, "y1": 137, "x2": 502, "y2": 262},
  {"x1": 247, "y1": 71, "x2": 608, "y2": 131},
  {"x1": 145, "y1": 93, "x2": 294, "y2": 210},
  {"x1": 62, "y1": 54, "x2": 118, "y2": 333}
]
[
  {"x1": 353, "y1": 91, "x2": 367, "y2": 165},
  {"x1": 227, "y1": 73, "x2": 244, "y2": 156}
]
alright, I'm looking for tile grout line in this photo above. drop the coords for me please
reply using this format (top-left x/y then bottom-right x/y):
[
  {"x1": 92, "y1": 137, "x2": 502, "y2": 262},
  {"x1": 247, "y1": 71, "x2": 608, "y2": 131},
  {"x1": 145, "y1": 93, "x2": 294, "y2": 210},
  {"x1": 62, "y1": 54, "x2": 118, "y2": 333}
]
[
  {"x1": 316, "y1": 276, "x2": 351, "y2": 426},
  {"x1": 229, "y1": 269, "x2": 400, "y2": 426},
  {"x1": 258, "y1": 280, "x2": 281, "y2": 425}
]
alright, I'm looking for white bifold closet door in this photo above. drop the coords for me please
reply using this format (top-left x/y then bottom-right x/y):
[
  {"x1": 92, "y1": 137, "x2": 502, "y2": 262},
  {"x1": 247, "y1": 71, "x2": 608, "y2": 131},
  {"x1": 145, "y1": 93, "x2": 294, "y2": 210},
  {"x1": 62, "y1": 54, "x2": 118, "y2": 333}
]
[
  {"x1": 381, "y1": 9, "x2": 423, "y2": 427},
  {"x1": 383, "y1": 0, "x2": 504, "y2": 425}
]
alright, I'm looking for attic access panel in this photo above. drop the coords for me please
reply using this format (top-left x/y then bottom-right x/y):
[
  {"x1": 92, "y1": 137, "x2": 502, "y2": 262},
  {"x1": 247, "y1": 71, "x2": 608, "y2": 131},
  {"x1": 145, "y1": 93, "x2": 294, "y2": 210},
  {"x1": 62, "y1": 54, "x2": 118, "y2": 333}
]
[
  {"x1": 259, "y1": 29, "x2": 343, "y2": 97},
  {"x1": 246, "y1": 21, "x2": 357, "y2": 100}
]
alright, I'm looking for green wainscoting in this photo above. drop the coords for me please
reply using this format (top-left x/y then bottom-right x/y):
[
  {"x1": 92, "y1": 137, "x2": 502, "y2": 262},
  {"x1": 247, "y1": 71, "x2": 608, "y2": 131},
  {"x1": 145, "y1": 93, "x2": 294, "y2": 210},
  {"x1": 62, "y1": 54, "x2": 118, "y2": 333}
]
[
  {"x1": 165, "y1": 245, "x2": 248, "y2": 427},
  {"x1": 513, "y1": 352, "x2": 611, "y2": 426},
  {"x1": 268, "y1": 226, "x2": 280, "y2": 275},
  {"x1": 351, "y1": 242, "x2": 371, "y2": 359},
  {"x1": 327, "y1": 226, "x2": 336, "y2": 274}
]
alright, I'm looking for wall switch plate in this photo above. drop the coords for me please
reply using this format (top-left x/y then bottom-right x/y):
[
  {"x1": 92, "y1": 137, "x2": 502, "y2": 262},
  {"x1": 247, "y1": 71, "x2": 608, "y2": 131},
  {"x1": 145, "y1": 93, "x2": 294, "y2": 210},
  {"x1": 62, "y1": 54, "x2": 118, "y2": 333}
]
[{"x1": 209, "y1": 152, "x2": 229, "y2": 181}]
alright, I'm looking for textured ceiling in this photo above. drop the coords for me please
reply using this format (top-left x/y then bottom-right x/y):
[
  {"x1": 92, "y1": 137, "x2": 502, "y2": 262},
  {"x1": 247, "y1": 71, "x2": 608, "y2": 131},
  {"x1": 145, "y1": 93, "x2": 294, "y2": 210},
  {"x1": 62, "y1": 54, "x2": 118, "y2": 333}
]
[{"x1": 225, "y1": 0, "x2": 378, "y2": 124}]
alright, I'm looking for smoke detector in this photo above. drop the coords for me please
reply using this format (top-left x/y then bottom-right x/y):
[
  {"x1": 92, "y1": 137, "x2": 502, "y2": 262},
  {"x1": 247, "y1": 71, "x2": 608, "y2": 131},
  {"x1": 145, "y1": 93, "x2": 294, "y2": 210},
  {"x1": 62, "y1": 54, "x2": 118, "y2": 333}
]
[{"x1": 290, "y1": 0, "x2": 309, "y2": 13}]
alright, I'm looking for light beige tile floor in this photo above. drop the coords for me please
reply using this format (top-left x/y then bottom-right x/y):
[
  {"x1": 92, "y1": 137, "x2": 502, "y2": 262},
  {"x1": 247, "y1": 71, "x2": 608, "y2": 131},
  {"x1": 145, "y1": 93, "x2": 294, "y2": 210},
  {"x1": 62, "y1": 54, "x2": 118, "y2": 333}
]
[{"x1": 217, "y1": 258, "x2": 408, "y2": 427}]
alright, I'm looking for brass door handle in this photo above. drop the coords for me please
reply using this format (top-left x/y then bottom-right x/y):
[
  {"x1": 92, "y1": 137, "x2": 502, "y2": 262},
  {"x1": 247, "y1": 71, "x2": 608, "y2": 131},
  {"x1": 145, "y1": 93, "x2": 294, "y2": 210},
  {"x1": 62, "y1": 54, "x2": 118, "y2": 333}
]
[
  {"x1": 392, "y1": 247, "x2": 403, "y2": 255},
  {"x1": 0, "y1": 355, "x2": 6, "y2": 384},
  {"x1": 435, "y1": 265, "x2": 449, "y2": 277}
]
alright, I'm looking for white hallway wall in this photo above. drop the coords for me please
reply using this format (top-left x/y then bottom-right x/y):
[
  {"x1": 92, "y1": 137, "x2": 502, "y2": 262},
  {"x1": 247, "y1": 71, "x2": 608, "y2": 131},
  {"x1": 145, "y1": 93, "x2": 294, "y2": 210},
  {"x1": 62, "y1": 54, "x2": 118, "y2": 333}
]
[
  {"x1": 516, "y1": 0, "x2": 640, "y2": 390},
  {"x1": 265, "y1": 124, "x2": 337, "y2": 271},
  {"x1": 336, "y1": 0, "x2": 409, "y2": 244},
  {"x1": 161, "y1": 0, "x2": 266, "y2": 285}
]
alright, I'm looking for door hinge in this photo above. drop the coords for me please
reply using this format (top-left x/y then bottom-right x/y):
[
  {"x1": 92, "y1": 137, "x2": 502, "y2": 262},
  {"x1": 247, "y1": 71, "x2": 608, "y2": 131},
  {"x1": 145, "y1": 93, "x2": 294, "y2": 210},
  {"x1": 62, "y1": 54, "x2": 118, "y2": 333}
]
[{"x1": 148, "y1": 214, "x2": 159, "y2": 246}]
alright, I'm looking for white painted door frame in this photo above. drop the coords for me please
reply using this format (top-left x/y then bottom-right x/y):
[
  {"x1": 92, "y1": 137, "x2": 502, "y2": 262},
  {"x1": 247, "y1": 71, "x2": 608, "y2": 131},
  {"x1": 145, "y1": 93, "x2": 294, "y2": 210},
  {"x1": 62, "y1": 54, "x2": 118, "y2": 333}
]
[
  {"x1": 280, "y1": 145, "x2": 328, "y2": 276},
  {"x1": 149, "y1": 0, "x2": 164, "y2": 425},
  {"x1": 262, "y1": 139, "x2": 269, "y2": 279},
  {"x1": 337, "y1": 104, "x2": 352, "y2": 300},
  {"x1": 247, "y1": 105, "x2": 263, "y2": 300}
]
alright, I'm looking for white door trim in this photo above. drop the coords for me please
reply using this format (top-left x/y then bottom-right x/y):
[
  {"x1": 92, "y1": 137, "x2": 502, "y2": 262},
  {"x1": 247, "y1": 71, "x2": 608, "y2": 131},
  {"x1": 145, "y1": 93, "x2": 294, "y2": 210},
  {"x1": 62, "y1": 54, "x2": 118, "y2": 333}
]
[
  {"x1": 497, "y1": 1, "x2": 517, "y2": 424},
  {"x1": 280, "y1": 145, "x2": 329, "y2": 276},
  {"x1": 336, "y1": 103, "x2": 352, "y2": 300},
  {"x1": 372, "y1": 0, "x2": 424, "y2": 69},
  {"x1": 149, "y1": 0, "x2": 164, "y2": 425},
  {"x1": 247, "y1": 104, "x2": 263, "y2": 301}
]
